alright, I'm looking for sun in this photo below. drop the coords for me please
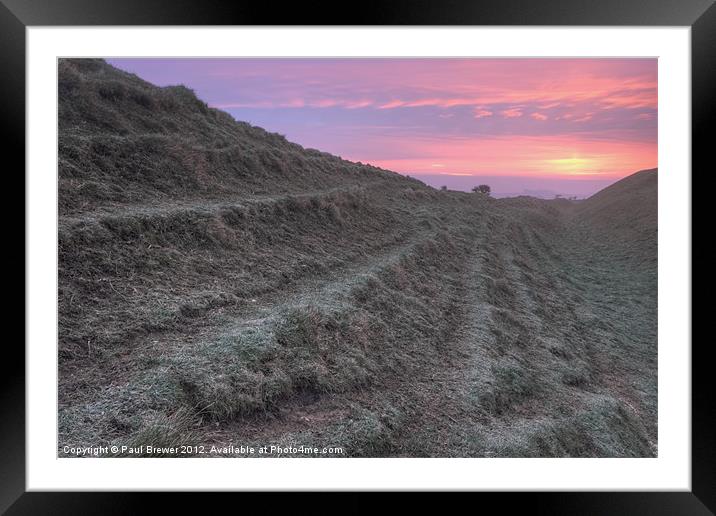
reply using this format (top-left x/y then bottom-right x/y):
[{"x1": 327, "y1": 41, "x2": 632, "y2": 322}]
[{"x1": 546, "y1": 156, "x2": 595, "y2": 175}]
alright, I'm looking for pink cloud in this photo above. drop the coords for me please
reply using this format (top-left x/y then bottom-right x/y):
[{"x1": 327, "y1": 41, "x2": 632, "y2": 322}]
[
  {"x1": 344, "y1": 99, "x2": 374, "y2": 109},
  {"x1": 473, "y1": 108, "x2": 493, "y2": 118},
  {"x1": 378, "y1": 100, "x2": 406, "y2": 109},
  {"x1": 312, "y1": 99, "x2": 339, "y2": 108},
  {"x1": 501, "y1": 108, "x2": 523, "y2": 118},
  {"x1": 531, "y1": 112, "x2": 548, "y2": 121},
  {"x1": 573, "y1": 113, "x2": 594, "y2": 122}
]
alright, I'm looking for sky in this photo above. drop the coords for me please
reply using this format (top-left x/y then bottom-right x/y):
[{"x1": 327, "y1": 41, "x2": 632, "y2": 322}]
[{"x1": 108, "y1": 58, "x2": 657, "y2": 198}]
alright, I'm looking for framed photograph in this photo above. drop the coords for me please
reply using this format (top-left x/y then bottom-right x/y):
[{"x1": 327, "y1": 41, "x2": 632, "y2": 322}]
[{"x1": 6, "y1": 0, "x2": 712, "y2": 511}]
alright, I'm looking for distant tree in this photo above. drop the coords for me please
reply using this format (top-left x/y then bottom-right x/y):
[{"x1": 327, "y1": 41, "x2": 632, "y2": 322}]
[
  {"x1": 472, "y1": 184, "x2": 491, "y2": 195},
  {"x1": 440, "y1": 185, "x2": 448, "y2": 191}
]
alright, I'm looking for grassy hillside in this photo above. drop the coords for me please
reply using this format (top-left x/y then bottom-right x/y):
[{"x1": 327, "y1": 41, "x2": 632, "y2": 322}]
[
  {"x1": 59, "y1": 58, "x2": 416, "y2": 214},
  {"x1": 58, "y1": 59, "x2": 657, "y2": 457}
]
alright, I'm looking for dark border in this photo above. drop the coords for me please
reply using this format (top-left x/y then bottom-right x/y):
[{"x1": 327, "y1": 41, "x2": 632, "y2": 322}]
[{"x1": 5, "y1": 0, "x2": 713, "y2": 513}]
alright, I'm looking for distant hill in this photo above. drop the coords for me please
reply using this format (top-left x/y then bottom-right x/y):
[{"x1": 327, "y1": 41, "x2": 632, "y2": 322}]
[
  {"x1": 579, "y1": 168, "x2": 657, "y2": 232},
  {"x1": 58, "y1": 59, "x2": 657, "y2": 459},
  {"x1": 577, "y1": 168, "x2": 657, "y2": 265}
]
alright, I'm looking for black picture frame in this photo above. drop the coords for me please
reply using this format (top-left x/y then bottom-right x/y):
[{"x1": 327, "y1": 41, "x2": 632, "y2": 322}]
[{"x1": 4, "y1": 0, "x2": 712, "y2": 513}]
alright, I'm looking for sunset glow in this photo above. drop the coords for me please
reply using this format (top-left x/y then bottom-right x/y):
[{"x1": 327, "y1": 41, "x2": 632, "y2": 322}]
[{"x1": 108, "y1": 58, "x2": 657, "y2": 197}]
